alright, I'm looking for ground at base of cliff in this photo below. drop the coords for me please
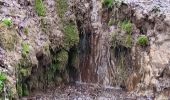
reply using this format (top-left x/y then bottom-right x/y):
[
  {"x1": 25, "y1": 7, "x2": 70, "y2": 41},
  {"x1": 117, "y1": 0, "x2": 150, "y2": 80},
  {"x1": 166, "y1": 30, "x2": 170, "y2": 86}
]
[{"x1": 21, "y1": 83, "x2": 170, "y2": 100}]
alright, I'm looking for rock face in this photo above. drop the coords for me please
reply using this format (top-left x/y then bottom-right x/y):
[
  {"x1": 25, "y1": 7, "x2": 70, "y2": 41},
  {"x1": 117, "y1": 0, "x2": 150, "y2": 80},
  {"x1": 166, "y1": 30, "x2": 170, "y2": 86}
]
[
  {"x1": 0, "y1": 0, "x2": 170, "y2": 99},
  {"x1": 0, "y1": 0, "x2": 78, "y2": 99},
  {"x1": 74, "y1": 0, "x2": 114, "y2": 86},
  {"x1": 74, "y1": 0, "x2": 170, "y2": 97},
  {"x1": 110, "y1": 0, "x2": 170, "y2": 97}
]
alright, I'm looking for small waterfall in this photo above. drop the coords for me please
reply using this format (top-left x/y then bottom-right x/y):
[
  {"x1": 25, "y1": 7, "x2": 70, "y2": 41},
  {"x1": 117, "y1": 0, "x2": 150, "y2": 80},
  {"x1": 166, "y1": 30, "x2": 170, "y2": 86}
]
[{"x1": 77, "y1": 0, "x2": 114, "y2": 87}]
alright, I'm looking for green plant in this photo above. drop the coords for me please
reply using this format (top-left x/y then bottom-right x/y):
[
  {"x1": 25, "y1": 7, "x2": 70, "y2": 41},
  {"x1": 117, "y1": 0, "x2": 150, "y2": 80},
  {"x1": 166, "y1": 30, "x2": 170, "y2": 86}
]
[
  {"x1": 137, "y1": 35, "x2": 148, "y2": 46},
  {"x1": 64, "y1": 23, "x2": 79, "y2": 49},
  {"x1": 21, "y1": 42, "x2": 29, "y2": 57},
  {"x1": 2, "y1": 18, "x2": 12, "y2": 27},
  {"x1": 102, "y1": 0, "x2": 113, "y2": 8},
  {"x1": 0, "y1": 72, "x2": 7, "y2": 93},
  {"x1": 35, "y1": 0, "x2": 45, "y2": 16},
  {"x1": 119, "y1": 20, "x2": 132, "y2": 34}
]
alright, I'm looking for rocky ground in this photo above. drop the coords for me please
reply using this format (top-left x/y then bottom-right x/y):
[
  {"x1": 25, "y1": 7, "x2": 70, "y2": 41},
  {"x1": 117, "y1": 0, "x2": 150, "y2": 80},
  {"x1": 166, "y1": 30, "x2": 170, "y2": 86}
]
[{"x1": 21, "y1": 83, "x2": 170, "y2": 100}]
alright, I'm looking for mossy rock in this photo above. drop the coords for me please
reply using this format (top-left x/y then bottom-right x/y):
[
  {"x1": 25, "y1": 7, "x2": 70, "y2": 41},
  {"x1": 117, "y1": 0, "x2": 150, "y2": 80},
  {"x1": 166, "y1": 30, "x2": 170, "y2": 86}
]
[
  {"x1": 16, "y1": 58, "x2": 33, "y2": 97},
  {"x1": 63, "y1": 23, "x2": 79, "y2": 49},
  {"x1": 0, "y1": 27, "x2": 18, "y2": 51},
  {"x1": 35, "y1": 0, "x2": 45, "y2": 16},
  {"x1": 119, "y1": 20, "x2": 133, "y2": 34},
  {"x1": 2, "y1": 18, "x2": 12, "y2": 27},
  {"x1": 21, "y1": 42, "x2": 30, "y2": 57},
  {"x1": 137, "y1": 35, "x2": 149, "y2": 46},
  {"x1": 52, "y1": 50, "x2": 68, "y2": 71}
]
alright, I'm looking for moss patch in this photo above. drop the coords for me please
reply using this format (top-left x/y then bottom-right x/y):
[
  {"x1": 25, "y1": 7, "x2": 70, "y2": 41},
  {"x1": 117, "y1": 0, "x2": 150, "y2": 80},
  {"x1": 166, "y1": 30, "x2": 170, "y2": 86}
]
[
  {"x1": 2, "y1": 18, "x2": 12, "y2": 27},
  {"x1": 63, "y1": 23, "x2": 79, "y2": 49},
  {"x1": 56, "y1": 0, "x2": 79, "y2": 49},
  {"x1": 16, "y1": 58, "x2": 32, "y2": 97},
  {"x1": 21, "y1": 42, "x2": 29, "y2": 57},
  {"x1": 0, "y1": 72, "x2": 7, "y2": 94},
  {"x1": 52, "y1": 50, "x2": 68, "y2": 71},
  {"x1": 137, "y1": 35, "x2": 149, "y2": 46},
  {"x1": 35, "y1": 0, "x2": 45, "y2": 16},
  {"x1": 0, "y1": 26, "x2": 18, "y2": 51},
  {"x1": 102, "y1": 0, "x2": 114, "y2": 8},
  {"x1": 119, "y1": 20, "x2": 133, "y2": 34}
]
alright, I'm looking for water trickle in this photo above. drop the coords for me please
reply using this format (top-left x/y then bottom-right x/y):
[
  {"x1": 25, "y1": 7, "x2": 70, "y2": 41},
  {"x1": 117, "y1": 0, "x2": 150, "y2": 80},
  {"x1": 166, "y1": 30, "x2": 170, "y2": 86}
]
[{"x1": 77, "y1": 0, "x2": 114, "y2": 86}]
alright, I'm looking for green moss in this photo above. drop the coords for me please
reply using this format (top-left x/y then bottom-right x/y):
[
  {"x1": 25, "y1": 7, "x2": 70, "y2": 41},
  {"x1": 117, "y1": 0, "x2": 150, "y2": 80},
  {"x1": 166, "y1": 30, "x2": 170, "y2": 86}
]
[
  {"x1": 56, "y1": 0, "x2": 79, "y2": 49},
  {"x1": 0, "y1": 72, "x2": 7, "y2": 94},
  {"x1": 21, "y1": 42, "x2": 29, "y2": 57},
  {"x1": 102, "y1": 0, "x2": 114, "y2": 8},
  {"x1": 64, "y1": 23, "x2": 79, "y2": 49},
  {"x1": 2, "y1": 18, "x2": 12, "y2": 27},
  {"x1": 56, "y1": 0, "x2": 68, "y2": 18},
  {"x1": 16, "y1": 84, "x2": 23, "y2": 97},
  {"x1": 35, "y1": 0, "x2": 45, "y2": 16},
  {"x1": 16, "y1": 58, "x2": 32, "y2": 97},
  {"x1": 20, "y1": 68, "x2": 30, "y2": 77},
  {"x1": 119, "y1": 20, "x2": 132, "y2": 34},
  {"x1": 52, "y1": 50, "x2": 68, "y2": 71},
  {"x1": 22, "y1": 84, "x2": 29, "y2": 96},
  {"x1": 102, "y1": 0, "x2": 120, "y2": 8},
  {"x1": 137, "y1": 35, "x2": 149, "y2": 46}
]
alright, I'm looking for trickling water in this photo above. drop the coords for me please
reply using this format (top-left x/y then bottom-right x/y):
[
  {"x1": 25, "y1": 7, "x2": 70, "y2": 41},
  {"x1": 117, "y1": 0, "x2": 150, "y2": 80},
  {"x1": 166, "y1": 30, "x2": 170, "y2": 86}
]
[{"x1": 78, "y1": 0, "x2": 114, "y2": 86}]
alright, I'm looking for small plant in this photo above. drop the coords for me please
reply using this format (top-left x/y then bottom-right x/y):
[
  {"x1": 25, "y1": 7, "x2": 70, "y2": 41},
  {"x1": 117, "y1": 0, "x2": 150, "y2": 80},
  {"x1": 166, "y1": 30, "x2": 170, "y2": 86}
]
[
  {"x1": 2, "y1": 18, "x2": 12, "y2": 27},
  {"x1": 35, "y1": 0, "x2": 45, "y2": 16},
  {"x1": 137, "y1": 35, "x2": 149, "y2": 46},
  {"x1": 64, "y1": 23, "x2": 79, "y2": 49},
  {"x1": 21, "y1": 42, "x2": 29, "y2": 57},
  {"x1": 119, "y1": 20, "x2": 132, "y2": 34},
  {"x1": 102, "y1": 0, "x2": 113, "y2": 8},
  {"x1": 0, "y1": 72, "x2": 7, "y2": 93}
]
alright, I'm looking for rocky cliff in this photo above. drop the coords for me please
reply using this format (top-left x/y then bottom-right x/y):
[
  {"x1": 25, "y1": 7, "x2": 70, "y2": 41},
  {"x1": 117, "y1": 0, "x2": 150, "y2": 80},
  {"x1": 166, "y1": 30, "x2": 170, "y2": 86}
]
[{"x1": 0, "y1": 0, "x2": 170, "y2": 99}]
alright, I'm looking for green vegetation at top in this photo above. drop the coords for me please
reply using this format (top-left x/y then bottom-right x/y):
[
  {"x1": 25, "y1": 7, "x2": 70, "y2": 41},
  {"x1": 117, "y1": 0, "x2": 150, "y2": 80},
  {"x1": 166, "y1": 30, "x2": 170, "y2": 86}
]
[
  {"x1": 119, "y1": 20, "x2": 132, "y2": 34},
  {"x1": 56, "y1": 0, "x2": 79, "y2": 49},
  {"x1": 2, "y1": 18, "x2": 12, "y2": 27},
  {"x1": 0, "y1": 72, "x2": 7, "y2": 94},
  {"x1": 102, "y1": 0, "x2": 113, "y2": 8},
  {"x1": 102, "y1": 0, "x2": 120, "y2": 8},
  {"x1": 21, "y1": 42, "x2": 29, "y2": 57},
  {"x1": 35, "y1": 0, "x2": 45, "y2": 16},
  {"x1": 137, "y1": 35, "x2": 149, "y2": 46}
]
